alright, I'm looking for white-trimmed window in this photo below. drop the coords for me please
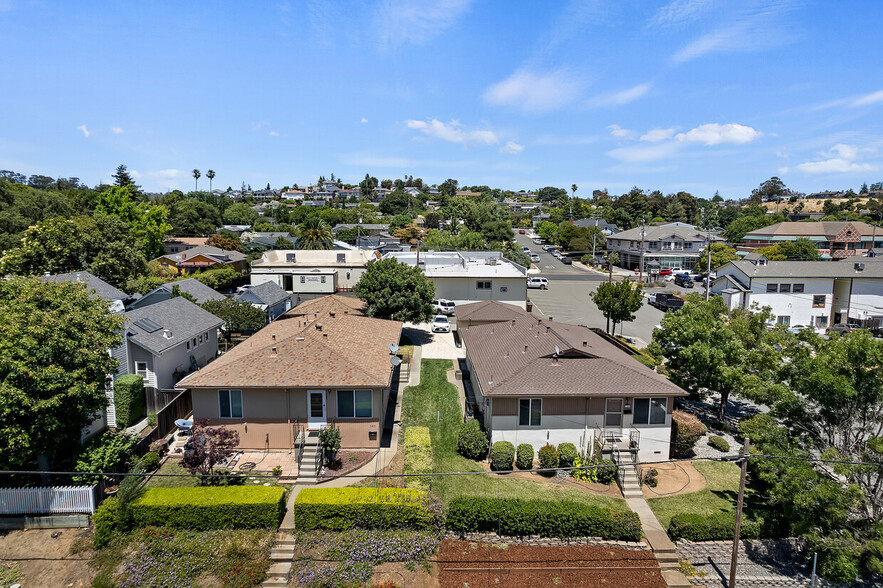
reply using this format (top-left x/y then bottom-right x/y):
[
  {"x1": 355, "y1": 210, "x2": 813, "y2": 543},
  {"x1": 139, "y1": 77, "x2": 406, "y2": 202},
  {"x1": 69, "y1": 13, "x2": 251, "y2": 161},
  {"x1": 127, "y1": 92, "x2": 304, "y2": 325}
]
[
  {"x1": 135, "y1": 361, "x2": 148, "y2": 381},
  {"x1": 337, "y1": 390, "x2": 372, "y2": 418},
  {"x1": 519, "y1": 398, "x2": 542, "y2": 427},
  {"x1": 198, "y1": 334, "x2": 203, "y2": 344},
  {"x1": 192, "y1": 338, "x2": 197, "y2": 347},
  {"x1": 777, "y1": 315, "x2": 790, "y2": 326},
  {"x1": 633, "y1": 397, "x2": 666, "y2": 425},
  {"x1": 219, "y1": 390, "x2": 243, "y2": 418},
  {"x1": 476, "y1": 280, "x2": 492, "y2": 290}
]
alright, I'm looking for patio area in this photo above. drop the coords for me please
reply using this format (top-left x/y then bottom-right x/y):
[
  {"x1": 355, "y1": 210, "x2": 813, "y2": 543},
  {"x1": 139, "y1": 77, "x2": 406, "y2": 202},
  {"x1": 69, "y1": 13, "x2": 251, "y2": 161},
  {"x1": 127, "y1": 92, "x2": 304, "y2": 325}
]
[{"x1": 231, "y1": 450, "x2": 299, "y2": 479}]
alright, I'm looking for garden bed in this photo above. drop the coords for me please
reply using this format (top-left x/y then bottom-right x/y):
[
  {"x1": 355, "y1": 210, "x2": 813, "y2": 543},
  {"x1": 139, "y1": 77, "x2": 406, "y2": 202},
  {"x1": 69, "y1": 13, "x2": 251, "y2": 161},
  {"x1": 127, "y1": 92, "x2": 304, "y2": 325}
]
[
  {"x1": 436, "y1": 539, "x2": 666, "y2": 588},
  {"x1": 475, "y1": 460, "x2": 623, "y2": 499},
  {"x1": 320, "y1": 450, "x2": 376, "y2": 481}
]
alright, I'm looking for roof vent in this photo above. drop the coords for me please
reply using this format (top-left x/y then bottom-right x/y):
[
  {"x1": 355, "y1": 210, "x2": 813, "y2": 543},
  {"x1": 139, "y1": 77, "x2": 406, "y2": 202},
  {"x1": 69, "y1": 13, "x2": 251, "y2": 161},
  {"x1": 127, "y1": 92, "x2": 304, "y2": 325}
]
[
  {"x1": 271, "y1": 333, "x2": 276, "y2": 341},
  {"x1": 315, "y1": 323, "x2": 323, "y2": 331},
  {"x1": 511, "y1": 319, "x2": 516, "y2": 327},
  {"x1": 271, "y1": 346, "x2": 278, "y2": 355},
  {"x1": 855, "y1": 262, "x2": 865, "y2": 271},
  {"x1": 323, "y1": 333, "x2": 328, "y2": 338},
  {"x1": 582, "y1": 340, "x2": 588, "y2": 347},
  {"x1": 163, "y1": 328, "x2": 172, "y2": 339},
  {"x1": 295, "y1": 337, "x2": 305, "y2": 342},
  {"x1": 546, "y1": 325, "x2": 551, "y2": 333},
  {"x1": 523, "y1": 344, "x2": 528, "y2": 353},
  {"x1": 330, "y1": 311, "x2": 336, "y2": 318}
]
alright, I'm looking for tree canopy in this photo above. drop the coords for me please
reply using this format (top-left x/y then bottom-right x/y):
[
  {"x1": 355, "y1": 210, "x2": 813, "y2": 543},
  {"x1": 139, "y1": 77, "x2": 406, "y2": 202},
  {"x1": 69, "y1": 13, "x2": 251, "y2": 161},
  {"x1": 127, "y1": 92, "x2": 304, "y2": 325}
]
[
  {"x1": 296, "y1": 216, "x2": 334, "y2": 250},
  {"x1": 696, "y1": 243, "x2": 740, "y2": 272},
  {"x1": 354, "y1": 258, "x2": 435, "y2": 323},
  {"x1": 590, "y1": 278, "x2": 644, "y2": 335},
  {"x1": 755, "y1": 237, "x2": 820, "y2": 261},
  {"x1": 0, "y1": 278, "x2": 124, "y2": 471},
  {"x1": 201, "y1": 298, "x2": 265, "y2": 341}
]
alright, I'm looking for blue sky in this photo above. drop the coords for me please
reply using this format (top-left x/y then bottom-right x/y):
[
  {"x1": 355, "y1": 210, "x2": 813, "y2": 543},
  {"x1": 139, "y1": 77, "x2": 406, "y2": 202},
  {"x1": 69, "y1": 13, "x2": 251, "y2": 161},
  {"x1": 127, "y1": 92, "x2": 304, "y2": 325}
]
[{"x1": 1, "y1": 0, "x2": 882, "y2": 198}]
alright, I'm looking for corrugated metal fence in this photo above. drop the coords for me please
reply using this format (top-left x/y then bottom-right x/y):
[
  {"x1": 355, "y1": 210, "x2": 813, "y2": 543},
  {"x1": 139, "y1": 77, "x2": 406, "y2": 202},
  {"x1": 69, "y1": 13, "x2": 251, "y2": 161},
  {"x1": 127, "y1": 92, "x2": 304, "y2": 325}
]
[{"x1": 0, "y1": 485, "x2": 97, "y2": 515}]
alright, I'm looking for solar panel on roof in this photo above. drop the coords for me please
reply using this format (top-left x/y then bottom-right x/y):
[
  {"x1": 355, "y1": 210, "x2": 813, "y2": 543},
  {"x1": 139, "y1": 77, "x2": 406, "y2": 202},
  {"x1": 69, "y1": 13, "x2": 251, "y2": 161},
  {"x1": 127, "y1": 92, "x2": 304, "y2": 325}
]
[{"x1": 133, "y1": 318, "x2": 163, "y2": 333}]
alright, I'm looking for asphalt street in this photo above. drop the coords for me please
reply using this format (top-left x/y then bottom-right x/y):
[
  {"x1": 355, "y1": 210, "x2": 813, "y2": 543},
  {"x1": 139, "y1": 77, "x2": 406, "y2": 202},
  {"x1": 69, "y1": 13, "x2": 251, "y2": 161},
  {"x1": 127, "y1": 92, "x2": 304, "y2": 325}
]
[{"x1": 516, "y1": 233, "x2": 675, "y2": 347}]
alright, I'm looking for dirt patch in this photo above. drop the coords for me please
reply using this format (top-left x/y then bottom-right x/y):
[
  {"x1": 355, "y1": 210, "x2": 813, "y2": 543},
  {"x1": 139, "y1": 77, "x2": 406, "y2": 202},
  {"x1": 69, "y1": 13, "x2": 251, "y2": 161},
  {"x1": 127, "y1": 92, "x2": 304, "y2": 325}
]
[
  {"x1": 475, "y1": 461, "x2": 624, "y2": 498},
  {"x1": 0, "y1": 528, "x2": 95, "y2": 587},
  {"x1": 320, "y1": 450, "x2": 376, "y2": 482},
  {"x1": 437, "y1": 539, "x2": 666, "y2": 588},
  {"x1": 640, "y1": 461, "x2": 706, "y2": 498},
  {"x1": 370, "y1": 562, "x2": 440, "y2": 588}
]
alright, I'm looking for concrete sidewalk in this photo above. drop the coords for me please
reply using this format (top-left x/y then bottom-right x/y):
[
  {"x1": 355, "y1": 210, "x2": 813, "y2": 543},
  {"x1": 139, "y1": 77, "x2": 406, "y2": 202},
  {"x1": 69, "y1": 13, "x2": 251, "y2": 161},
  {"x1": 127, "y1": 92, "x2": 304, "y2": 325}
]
[{"x1": 626, "y1": 496, "x2": 691, "y2": 587}]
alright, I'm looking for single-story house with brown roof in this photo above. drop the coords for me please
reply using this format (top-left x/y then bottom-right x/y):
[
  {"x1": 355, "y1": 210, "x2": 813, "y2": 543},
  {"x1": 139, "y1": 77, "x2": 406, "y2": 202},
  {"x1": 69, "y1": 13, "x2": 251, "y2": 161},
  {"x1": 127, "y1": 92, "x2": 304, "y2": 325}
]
[
  {"x1": 152, "y1": 245, "x2": 248, "y2": 276},
  {"x1": 177, "y1": 295, "x2": 402, "y2": 452},
  {"x1": 458, "y1": 301, "x2": 688, "y2": 461}
]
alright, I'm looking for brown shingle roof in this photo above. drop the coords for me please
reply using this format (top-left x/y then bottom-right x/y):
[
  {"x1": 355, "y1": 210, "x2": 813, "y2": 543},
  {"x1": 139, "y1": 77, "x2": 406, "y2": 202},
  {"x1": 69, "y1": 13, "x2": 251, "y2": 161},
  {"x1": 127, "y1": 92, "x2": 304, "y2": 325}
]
[
  {"x1": 744, "y1": 221, "x2": 876, "y2": 238},
  {"x1": 455, "y1": 300, "x2": 524, "y2": 324},
  {"x1": 287, "y1": 295, "x2": 367, "y2": 317},
  {"x1": 458, "y1": 302, "x2": 686, "y2": 398},
  {"x1": 179, "y1": 297, "x2": 401, "y2": 389}
]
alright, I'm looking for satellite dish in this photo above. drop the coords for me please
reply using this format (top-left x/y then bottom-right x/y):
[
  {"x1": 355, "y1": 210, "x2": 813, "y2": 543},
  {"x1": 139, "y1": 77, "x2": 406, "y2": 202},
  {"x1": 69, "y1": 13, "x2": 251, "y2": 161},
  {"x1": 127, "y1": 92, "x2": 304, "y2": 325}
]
[
  {"x1": 555, "y1": 345, "x2": 560, "y2": 355},
  {"x1": 389, "y1": 343, "x2": 400, "y2": 353},
  {"x1": 390, "y1": 356, "x2": 402, "y2": 367}
]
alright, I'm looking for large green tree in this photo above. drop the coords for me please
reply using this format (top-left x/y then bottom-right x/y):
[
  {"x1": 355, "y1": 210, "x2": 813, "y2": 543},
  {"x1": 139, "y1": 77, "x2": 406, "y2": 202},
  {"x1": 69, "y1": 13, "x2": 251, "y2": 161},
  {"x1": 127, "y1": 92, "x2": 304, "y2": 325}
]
[
  {"x1": 0, "y1": 215, "x2": 147, "y2": 288},
  {"x1": 590, "y1": 278, "x2": 644, "y2": 335},
  {"x1": 756, "y1": 237, "x2": 820, "y2": 261},
  {"x1": 222, "y1": 202, "x2": 259, "y2": 226},
  {"x1": 169, "y1": 200, "x2": 223, "y2": 236},
  {"x1": 696, "y1": 243, "x2": 740, "y2": 272},
  {"x1": 95, "y1": 185, "x2": 172, "y2": 258},
  {"x1": 354, "y1": 258, "x2": 435, "y2": 323},
  {"x1": 201, "y1": 298, "x2": 265, "y2": 342},
  {"x1": 649, "y1": 297, "x2": 781, "y2": 420},
  {"x1": 0, "y1": 278, "x2": 124, "y2": 472}
]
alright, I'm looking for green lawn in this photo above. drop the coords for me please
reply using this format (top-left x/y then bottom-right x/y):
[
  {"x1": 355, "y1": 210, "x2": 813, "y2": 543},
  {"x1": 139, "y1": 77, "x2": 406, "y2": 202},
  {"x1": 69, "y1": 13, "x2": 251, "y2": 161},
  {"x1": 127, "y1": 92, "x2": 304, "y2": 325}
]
[
  {"x1": 145, "y1": 460, "x2": 198, "y2": 488},
  {"x1": 647, "y1": 460, "x2": 760, "y2": 529},
  {"x1": 399, "y1": 358, "x2": 626, "y2": 511}
]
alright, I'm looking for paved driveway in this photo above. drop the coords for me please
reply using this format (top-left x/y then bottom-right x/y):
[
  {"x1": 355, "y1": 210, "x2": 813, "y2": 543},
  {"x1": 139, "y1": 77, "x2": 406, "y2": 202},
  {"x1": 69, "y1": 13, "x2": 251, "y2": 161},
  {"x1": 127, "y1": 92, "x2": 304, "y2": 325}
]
[{"x1": 402, "y1": 322, "x2": 465, "y2": 360}]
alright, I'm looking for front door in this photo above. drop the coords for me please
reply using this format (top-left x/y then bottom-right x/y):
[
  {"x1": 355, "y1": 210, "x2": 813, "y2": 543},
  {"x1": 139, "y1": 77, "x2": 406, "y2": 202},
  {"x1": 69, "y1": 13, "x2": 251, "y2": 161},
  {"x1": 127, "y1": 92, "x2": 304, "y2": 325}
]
[
  {"x1": 307, "y1": 390, "x2": 326, "y2": 429},
  {"x1": 605, "y1": 398, "x2": 623, "y2": 431}
]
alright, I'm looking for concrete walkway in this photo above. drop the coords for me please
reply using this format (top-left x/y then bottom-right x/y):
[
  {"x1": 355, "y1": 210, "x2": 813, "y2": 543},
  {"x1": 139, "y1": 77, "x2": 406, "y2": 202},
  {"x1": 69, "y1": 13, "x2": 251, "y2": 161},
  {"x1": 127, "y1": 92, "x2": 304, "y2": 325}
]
[{"x1": 626, "y1": 496, "x2": 691, "y2": 587}]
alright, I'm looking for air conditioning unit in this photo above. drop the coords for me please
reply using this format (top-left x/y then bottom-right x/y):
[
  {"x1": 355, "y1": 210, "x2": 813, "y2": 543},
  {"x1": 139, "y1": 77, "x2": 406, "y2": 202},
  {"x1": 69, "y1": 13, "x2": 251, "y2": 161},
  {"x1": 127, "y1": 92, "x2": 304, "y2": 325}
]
[{"x1": 855, "y1": 263, "x2": 865, "y2": 271}]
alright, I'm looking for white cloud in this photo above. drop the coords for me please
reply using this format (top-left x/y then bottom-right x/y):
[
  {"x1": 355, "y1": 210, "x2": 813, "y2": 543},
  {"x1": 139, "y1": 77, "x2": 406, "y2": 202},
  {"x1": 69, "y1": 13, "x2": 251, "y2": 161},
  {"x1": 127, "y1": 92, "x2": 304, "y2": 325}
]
[
  {"x1": 483, "y1": 68, "x2": 582, "y2": 114},
  {"x1": 268, "y1": 131, "x2": 279, "y2": 136},
  {"x1": 851, "y1": 89, "x2": 883, "y2": 107},
  {"x1": 640, "y1": 127, "x2": 677, "y2": 143},
  {"x1": 675, "y1": 123, "x2": 761, "y2": 145},
  {"x1": 140, "y1": 169, "x2": 186, "y2": 190},
  {"x1": 76, "y1": 124, "x2": 91, "y2": 138},
  {"x1": 110, "y1": 126, "x2": 124, "y2": 134},
  {"x1": 652, "y1": 0, "x2": 715, "y2": 27},
  {"x1": 374, "y1": 0, "x2": 474, "y2": 48},
  {"x1": 360, "y1": 117, "x2": 368, "y2": 123},
  {"x1": 794, "y1": 144, "x2": 876, "y2": 174},
  {"x1": 500, "y1": 141, "x2": 524, "y2": 155},
  {"x1": 607, "y1": 124, "x2": 634, "y2": 139},
  {"x1": 588, "y1": 83, "x2": 652, "y2": 107},
  {"x1": 405, "y1": 119, "x2": 498, "y2": 145},
  {"x1": 810, "y1": 88, "x2": 883, "y2": 111},
  {"x1": 252, "y1": 120, "x2": 269, "y2": 130}
]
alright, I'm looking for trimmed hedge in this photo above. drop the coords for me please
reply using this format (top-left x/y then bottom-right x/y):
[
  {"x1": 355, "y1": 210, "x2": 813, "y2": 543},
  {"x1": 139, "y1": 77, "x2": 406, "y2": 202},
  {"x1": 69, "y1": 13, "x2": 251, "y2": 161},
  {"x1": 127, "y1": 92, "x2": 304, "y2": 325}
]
[
  {"x1": 294, "y1": 488, "x2": 442, "y2": 531},
  {"x1": 668, "y1": 512, "x2": 762, "y2": 541},
  {"x1": 457, "y1": 419, "x2": 489, "y2": 460},
  {"x1": 113, "y1": 374, "x2": 144, "y2": 429},
  {"x1": 130, "y1": 486, "x2": 285, "y2": 530},
  {"x1": 558, "y1": 443, "x2": 578, "y2": 468},
  {"x1": 671, "y1": 410, "x2": 707, "y2": 458},
  {"x1": 446, "y1": 496, "x2": 641, "y2": 541},
  {"x1": 708, "y1": 435, "x2": 730, "y2": 452},
  {"x1": 489, "y1": 441, "x2": 515, "y2": 471},
  {"x1": 516, "y1": 444, "x2": 534, "y2": 470},
  {"x1": 538, "y1": 444, "x2": 559, "y2": 474},
  {"x1": 404, "y1": 426, "x2": 432, "y2": 491},
  {"x1": 93, "y1": 496, "x2": 119, "y2": 548}
]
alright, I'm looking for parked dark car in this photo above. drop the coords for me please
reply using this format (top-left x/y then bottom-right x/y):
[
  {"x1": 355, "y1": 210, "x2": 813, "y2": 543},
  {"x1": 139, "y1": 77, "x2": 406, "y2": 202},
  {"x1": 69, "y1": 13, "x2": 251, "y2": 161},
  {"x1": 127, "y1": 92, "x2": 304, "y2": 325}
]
[
  {"x1": 649, "y1": 293, "x2": 685, "y2": 311},
  {"x1": 560, "y1": 256, "x2": 573, "y2": 265},
  {"x1": 870, "y1": 327, "x2": 883, "y2": 338},
  {"x1": 674, "y1": 273, "x2": 693, "y2": 288}
]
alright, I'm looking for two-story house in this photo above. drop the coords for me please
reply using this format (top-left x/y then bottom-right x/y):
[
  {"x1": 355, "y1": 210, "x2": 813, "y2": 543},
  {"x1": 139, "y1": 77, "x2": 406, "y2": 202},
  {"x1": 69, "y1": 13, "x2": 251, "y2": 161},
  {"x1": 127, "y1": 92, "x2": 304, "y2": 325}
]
[
  {"x1": 249, "y1": 249, "x2": 378, "y2": 299},
  {"x1": 741, "y1": 221, "x2": 882, "y2": 259},
  {"x1": 606, "y1": 223, "x2": 720, "y2": 271}
]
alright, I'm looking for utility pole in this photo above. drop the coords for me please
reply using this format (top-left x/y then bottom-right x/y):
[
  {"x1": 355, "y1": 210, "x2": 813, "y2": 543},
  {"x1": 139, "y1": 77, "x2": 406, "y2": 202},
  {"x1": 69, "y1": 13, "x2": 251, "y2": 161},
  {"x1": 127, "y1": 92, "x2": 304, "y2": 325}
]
[
  {"x1": 592, "y1": 212, "x2": 598, "y2": 262},
  {"x1": 639, "y1": 216, "x2": 646, "y2": 283},
  {"x1": 702, "y1": 208, "x2": 712, "y2": 301},
  {"x1": 729, "y1": 437, "x2": 750, "y2": 588}
]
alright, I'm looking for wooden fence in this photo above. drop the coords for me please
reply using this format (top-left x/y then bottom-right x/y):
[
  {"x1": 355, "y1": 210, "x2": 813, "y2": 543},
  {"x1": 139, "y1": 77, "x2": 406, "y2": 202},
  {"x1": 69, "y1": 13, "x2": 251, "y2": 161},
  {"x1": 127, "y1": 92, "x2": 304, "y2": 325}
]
[
  {"x1": 144, "y1": 387, "x2": 182, "y2": 415},
  {"x1": 0, "y1": 485, "x2": 96, "y2": 515},
  {"x1": 133, "y1": 389, "x2": 192, "y2": 457}
]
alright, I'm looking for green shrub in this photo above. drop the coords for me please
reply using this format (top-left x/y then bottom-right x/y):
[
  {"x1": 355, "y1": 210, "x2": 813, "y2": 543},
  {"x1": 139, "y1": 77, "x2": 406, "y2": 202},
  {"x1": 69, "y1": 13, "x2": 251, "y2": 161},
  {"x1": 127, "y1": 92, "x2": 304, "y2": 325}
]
[
  {"x1": 457, "y1": 420, "x2": 488, "y2": 460},
  {"x1": 537, "y1": 444, "x2": 559, "y2": 474},
  {"x1": 130, "y1": 487, "x2": 285, "y2": 530},
  {"x1": 516, "y1": 444, "x2": 534, "y2": 470},
  {"x1": 446, "y1": 496, "x2": 641, "y2": 541},
  {"x1": 93, "y1": 497, "x2": 119, "y2": 548},
  {"x1": 818, "y1": 549, "x2": 860, "y2": 582},
  {"x1": 141, "y1": 452, "x2": 160, "y2": 471},
  {"x1": 668, "y1": 512, "x2": 762, "y2": 541},
  {"x1": 642, "y1": 468, "x2": 659, "y2": 488},
  {"x1": 293, "y1": 488, "x2": 442, "y2": 531},
  {"x1": 319, "y1": 424, "x2": 342, "y2": 462},
  {"x1": 404, "y1": 426, "x2": 432, "y2": 490},
  {"x1": 147, "y1": 411, "x2": 157, "y2": 429},
  {"x1": 596, "y1": 459, "x2": 616, "y2": 485},
  {"x1": 558, "y1": 443, "x2": 578, "y2": 468},
  {"x1": 708, "y1": 435, "x2": 730, "y2": 452},
  {"x1": 489, "y1": 441, "x2": 515, "y2": 471},
  {"x1": 671, "y1": 410, "x2": 707, "y2": 458},
  {"x1": 580, "y1": 254, "x2": 592, "y2": 265},
  {"x1": 113, "y1": 374, "x2": 145, "y2": 429},
  {"x1": 737, "y1": 414, "x2": 784, "y2": 446},
  {"x1": 73, "y1": 431, "x2": 138, "y2": 484}
]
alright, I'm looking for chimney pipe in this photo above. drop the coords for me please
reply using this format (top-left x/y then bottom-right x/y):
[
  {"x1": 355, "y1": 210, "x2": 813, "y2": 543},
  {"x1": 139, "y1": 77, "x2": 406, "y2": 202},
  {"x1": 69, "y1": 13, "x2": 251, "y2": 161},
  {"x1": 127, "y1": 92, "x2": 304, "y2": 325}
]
[
  {"x1": 163, "y1": 329, "x2": 172, "y2": 339},
  {"x1": 523, "y1": 344, "x2": 528, "y2": 353},
  {"x1": 546, "y1": 325, "x2": 551, "y2": 333},
  {"x1": 315, "y1": 323, "x2": 322, "y2": 331},
  {"x1": 271, "y1": 346, "x2": 277, "y2": 355},
  {"x1": 330, "y1": 311, "x2": 336, "y2": 318}
]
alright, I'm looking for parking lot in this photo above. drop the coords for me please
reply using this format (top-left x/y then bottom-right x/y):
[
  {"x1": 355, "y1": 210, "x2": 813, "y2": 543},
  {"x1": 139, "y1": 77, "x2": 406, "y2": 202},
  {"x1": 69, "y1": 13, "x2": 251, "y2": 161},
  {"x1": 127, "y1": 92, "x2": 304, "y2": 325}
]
[{"x1": 516, "y1": 233, "x2": 696, "y2": 347}]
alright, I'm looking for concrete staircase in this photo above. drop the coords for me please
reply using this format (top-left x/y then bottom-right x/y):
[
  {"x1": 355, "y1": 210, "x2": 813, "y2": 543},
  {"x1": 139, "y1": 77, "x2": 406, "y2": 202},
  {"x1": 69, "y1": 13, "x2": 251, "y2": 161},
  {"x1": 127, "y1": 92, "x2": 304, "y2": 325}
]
[
  {"x1": 297, "y1": 434, "x2": 321, "y2": 486},
  {"x1": 613, "y1": 451, "x2": 644, "y2": 499},
  {"x1": 262, "y1": 532, "x2": 295, "y2": 587}
]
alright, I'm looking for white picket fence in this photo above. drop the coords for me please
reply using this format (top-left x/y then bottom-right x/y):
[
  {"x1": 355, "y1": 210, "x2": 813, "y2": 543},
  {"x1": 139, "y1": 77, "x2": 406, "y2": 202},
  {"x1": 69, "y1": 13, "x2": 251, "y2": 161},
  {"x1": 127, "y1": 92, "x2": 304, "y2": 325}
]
[{"x1": 0, "y1": 485, "x2": 96, "y2": 515}]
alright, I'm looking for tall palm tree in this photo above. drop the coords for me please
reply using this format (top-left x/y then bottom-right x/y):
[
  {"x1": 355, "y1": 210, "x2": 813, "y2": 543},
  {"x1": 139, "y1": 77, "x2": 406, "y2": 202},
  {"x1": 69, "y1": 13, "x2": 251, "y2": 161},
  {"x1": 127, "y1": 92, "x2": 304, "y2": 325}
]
[
  {"x1": 572, "y1": 183, "x2": 578, "y2": 198},
  {"x1": 296, "y1": 216, "x2": 333, "y2": 250},
  {"x1": 192, "y1": 169, "x2": 201, "y2": 191},
  {"x1": 206, "y1": 169, "x2": 216, "y2": 192}
]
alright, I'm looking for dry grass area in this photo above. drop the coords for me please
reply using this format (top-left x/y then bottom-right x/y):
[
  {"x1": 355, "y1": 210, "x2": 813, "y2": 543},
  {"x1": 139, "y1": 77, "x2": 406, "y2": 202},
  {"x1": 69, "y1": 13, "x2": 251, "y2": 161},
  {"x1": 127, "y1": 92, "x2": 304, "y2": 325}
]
[
  {"x1": 0, "y1": 528, "x2": 94, "y2": 587},
  {"x1": 760, "y1": 197, "x2": 872, "y2": 213}
]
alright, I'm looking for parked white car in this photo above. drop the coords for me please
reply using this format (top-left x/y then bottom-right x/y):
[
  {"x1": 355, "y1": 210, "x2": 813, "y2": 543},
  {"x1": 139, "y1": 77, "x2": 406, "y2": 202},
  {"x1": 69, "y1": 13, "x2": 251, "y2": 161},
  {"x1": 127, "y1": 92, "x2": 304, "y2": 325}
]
[
  {"x1": 527, "y1": 277, "x2": 549, "y2": 290},
  {"x1": 431, "y1": 315, "x2": 451, "y2": 333},
  {"x1": 432, "y1": 299, "x2": 456, "y2": 315},
  {"x1": 530, "y1": 254, "x2": 540, "y2": 263}
]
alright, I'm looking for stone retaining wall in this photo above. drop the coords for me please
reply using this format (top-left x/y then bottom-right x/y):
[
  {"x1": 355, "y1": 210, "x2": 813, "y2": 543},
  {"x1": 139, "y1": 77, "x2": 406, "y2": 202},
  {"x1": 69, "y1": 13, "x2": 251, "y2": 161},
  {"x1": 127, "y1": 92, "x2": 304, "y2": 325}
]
[{"x1": 444, "y1": 531, "x2": 649, "y2": 551}]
